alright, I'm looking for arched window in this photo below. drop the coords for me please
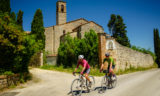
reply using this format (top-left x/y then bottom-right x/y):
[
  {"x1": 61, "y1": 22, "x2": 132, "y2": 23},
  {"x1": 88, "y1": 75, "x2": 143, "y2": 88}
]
[
  {"x1": 108, "y1": 41, "x2": 113, "y2": 49},
  {"x1": 61, "y1": 5, "x2": 64, "y2": 12}
]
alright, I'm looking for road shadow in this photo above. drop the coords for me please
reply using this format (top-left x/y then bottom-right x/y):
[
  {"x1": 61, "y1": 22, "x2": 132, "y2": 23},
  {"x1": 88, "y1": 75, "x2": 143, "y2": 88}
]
[
  {"x1": 0, "y1": 92, "x2": 19, "y2": 96},
  {"x1": 68, "y1": 86, "x2": 108, "y2": 96},
  {"x1": 95, "y1": 86, "x2": 107, "y2": 94},
  {"x1": 68, "y1": 90, "x2": 90, "y2": 96}
]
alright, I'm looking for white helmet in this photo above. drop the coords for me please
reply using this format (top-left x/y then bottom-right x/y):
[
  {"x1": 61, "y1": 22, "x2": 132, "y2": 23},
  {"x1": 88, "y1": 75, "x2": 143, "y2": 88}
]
[{"x1": 78, "y1": 55, "x2": 84, "y2": 59}]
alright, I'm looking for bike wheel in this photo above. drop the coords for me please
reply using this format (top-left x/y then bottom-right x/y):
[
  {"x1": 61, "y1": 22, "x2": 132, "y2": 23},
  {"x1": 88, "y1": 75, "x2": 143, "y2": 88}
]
[
  {"x1": 101, "y1": 76, "x2": 108, "y2": 92},
  {"x1": 71, "y1": 79, "x2": 82, "y2": 96},
  {"x1": 111, "y1": 75, "x2": 117, "y2": 88},
  {"x1": 86, "y1": 76, "x2": 95, "y2": 91}
]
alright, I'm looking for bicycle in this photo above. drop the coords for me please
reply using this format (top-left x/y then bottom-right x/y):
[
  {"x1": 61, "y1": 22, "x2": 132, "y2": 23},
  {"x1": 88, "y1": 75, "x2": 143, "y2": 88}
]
[
  {"x1": 71, "y1": 72, "x2": 95, "y2": 96},
  {"x1": 101, "y1": 70, "x2": 117, "y2": 93}
]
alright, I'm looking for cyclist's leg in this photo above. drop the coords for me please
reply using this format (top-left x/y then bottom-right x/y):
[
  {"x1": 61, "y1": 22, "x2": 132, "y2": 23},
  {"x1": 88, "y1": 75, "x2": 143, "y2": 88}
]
[
  {"x1": 112, "y1": 65, "x2": 116, "y2": 77},
  {"x1": 84, "y1": 69, "x2": 91, "y2": 82}
]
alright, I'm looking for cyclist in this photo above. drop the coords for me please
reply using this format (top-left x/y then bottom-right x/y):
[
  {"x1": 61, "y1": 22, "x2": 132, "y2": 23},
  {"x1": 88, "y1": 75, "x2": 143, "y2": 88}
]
[
  {"x1": 73, "y1": 55, "x2": 92, "y2": 85},
  {"x1": 100, "y1": 53, "x2": 116, "y2": 79}
]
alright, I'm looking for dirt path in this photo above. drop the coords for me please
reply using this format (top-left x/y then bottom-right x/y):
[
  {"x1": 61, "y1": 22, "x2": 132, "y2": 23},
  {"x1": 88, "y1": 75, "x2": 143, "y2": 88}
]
[{"x1": 0, "y1": 68, "x2": 160, "y2": 96}]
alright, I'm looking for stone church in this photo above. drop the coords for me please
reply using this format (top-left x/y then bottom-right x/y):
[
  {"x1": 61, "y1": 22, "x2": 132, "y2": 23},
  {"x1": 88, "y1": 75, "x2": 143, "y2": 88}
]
[
  {"x1": 45, "y1": 0, "x2": 104, "y2": 58},
  {"x1": 44, "y1": 0, "x2": 153, "y2": 69}
]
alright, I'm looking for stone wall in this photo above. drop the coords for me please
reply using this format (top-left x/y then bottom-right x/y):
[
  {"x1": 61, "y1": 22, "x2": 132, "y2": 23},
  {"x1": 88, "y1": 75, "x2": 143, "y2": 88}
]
[
  {"x1": 98, "y1": 33, "x2": 154, "y2": 71},
  {"x1": 45, "y1": 27, "x2": 54, "y2": 54},
  {"x1": 46, "y1": 56, "x2": 57, "y2": 65},
  {"x1": 115, "y1": 41, "x2": 154, "y2": 70},
  {"x1": 0, "y1": 74, "x2": 20, "y2": 90}
]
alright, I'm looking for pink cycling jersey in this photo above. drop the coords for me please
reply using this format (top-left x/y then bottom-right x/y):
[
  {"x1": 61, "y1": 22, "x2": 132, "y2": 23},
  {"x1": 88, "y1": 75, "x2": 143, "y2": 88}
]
[{"x1": 77, "y1": 59, "x2": 90, "y2": 69}]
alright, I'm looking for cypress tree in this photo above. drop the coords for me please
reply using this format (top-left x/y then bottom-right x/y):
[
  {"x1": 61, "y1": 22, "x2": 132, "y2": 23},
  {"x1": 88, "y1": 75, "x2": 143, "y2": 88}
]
[
  {"x1": 156, "y1": 29, "x2": 160, "y2": 67},
  {"x1": 108, "y1": 14, "x2": 131, "y2": 47},
  {"x1": 31, "y1": 9, "x2": 45, "y2": 50},
  {"x1": 154, "y1": 29, "x2": 157, "y2": 54},
  {"x1": 154, "y1": 28, "x2": 160, "y2": 67},
  {"x1": 108, "y1": 14, "x2": 116, "y2": 36},
  {"x1": 17, "y1": 10, "x2": 23, "y2": 31},
  {"x1": 0, "y1": 0, "x2": 11, "y2": 13},
  {"x1": 10, "y1": 12, "x2": 16, "y2": 21}
]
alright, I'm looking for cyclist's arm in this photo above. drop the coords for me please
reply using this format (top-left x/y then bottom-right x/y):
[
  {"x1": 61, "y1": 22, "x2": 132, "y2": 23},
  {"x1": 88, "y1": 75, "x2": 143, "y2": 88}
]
[
  {"x1": 74, "y1": 68, "x2": 78, "y2": 73},
  {"x1": 110, "y1": 62, "x2": 112, "y2": 69},
  {"x1": 74, "y1": 63, "x2": 80, "y2": 72},
  {"x1": 100, "y1": 63, "x2": 104, "y2": 71},
  {"x1": 81, "y1": 66, "x2": 86, "y2": 74},
  {"x1": 100, "y1": 58, "x2": 106, "y2": 71}
]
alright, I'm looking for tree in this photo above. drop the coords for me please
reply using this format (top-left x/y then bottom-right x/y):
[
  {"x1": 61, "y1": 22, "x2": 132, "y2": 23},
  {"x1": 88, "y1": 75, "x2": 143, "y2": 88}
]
[
  {"x1": 0, "y1": 12, "x2": 43, "y2": 74},
  {"x1": 108, "y1": 14, "x2": 116, "y2": 35},
  {"x1": 0, "y1": 0, "x2": 11, "y2": 13},
  {"x1": 83, "y1": 30, "x2": 99, "y2": 67},
  {"x1": 57, "y1": 30, "x2": 99, "y2": 68},
  {"x1": 17, "y1": 10, "x2": 23, "y2": 31},
  {"x1": 108, "y1": 14, "x2": 131, "y2": 47},
  {"x1": 154, "y1": 28, "x2": 160, "y2": 67},
  {"x1": 0, "y1": 13, "x2": 25, "y2": 73},
  {"x1": 31, "y1": 9, "x2": 45, "y2": 50},
  {"x1": 10, "y1": 12, "x2": 16, "y2": 21}
]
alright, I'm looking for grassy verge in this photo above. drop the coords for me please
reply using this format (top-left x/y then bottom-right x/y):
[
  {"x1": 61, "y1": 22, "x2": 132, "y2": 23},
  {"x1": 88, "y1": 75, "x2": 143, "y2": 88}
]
[
  {"x1": 116, "y1": 63, "x2": 158, "y2": 75},
  {"x1": 40, "y1": 65, "x2": 105, "y2": 76},
  {"x1": 40, "y1": 63, "x2": 158, "y2": 76}
]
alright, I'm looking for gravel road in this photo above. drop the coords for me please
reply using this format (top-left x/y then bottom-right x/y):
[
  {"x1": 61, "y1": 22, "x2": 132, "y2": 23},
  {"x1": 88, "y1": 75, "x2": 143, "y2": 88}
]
[{"x1": 0, "y1": 68, "x2": 160, "y2": 96}]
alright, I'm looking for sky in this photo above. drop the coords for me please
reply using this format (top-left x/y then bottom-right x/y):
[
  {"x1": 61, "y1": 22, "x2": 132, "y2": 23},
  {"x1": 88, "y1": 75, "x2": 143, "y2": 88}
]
[{"x1": 11, "y1": 0, "x2": 160, "y2": 52}]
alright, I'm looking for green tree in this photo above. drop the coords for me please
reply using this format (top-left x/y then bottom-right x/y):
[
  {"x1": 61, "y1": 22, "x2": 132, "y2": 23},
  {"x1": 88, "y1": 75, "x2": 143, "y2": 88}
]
[
  {"x1": 0, "y1": 0, "x2": 11, "y2": 13},
  {"x1": 0, "y1": 13, "x2": 25, "y2": 73},
  {"x1": 10, "y1": 12, "x2": 16, "y2": 21},
  {"x1": 108, "y1": 14, "x2": 131, "y2": 47},
  {"x1": 0, "y1": 12, "x2": 42, "y2": 74},
  {"x1": 17, "y1": 10, "x2": 23, "y2": 31},
  {"x1": 108, "y1": 14, "x2": 116, "y2": 35},
  {"x1": 31, "y1": 9, "x2": 45, "y2": 50},
  {"x1": 154, "y1": 28, "x2": 160, "y2": 67},
  {"x1": 57, "y1": 30, "x2": 99, "y2": 68},
  {"x1": 83, "y1": 30, "x2": 99, "y2": 67}
]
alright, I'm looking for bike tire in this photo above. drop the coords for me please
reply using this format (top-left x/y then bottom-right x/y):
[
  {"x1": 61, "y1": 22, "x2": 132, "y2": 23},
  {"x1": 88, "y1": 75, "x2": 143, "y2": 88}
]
[
  {"x1": 101, "y1": 75, "x2": 108, "y2": 93},
  {"x1": 86, "y1": 76, "x2": 95, "y2": 91},
  {"x1": 111, "y1": 75, "x2": 117, "y2": 88},
  {"x1": 71, "y1": 79, "x2": 82, "y2": 96}
]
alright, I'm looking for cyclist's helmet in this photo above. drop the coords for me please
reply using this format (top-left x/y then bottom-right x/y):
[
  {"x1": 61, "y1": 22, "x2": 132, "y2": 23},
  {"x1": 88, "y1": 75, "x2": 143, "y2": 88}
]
[
  {"x1": 105, "y1": 53, "x2": 110, "y2": 57},
  {"x1": 78, "y1": 55, "x2": 84, "y2": 59}
]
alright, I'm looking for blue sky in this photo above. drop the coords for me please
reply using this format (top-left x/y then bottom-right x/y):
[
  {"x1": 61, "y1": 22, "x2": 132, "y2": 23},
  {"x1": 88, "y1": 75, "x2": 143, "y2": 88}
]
[{"x1": 11, "y1": 0, "x2": 160, "y2": 52}]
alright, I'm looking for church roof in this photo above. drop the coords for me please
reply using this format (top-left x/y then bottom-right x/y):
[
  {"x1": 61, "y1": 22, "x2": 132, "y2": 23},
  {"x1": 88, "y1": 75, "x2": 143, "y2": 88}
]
[
  {"x1": 72, "y1": 21, "x2": 104, "y2": 32},
  {"x1": 58, "y1": 18, "x2": 89, "y2": 26},
  {"x1": 45, "y1": 18, "x2": 103, "y2": 29}
]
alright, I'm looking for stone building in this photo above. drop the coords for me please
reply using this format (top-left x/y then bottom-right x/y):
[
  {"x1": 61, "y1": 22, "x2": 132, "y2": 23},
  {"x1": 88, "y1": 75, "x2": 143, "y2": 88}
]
[
  {"x1": 45, "y1": 0, "x2": 104, "y2": 56},
  {"x1": 45, "y1": 0, "x2": 154, "y2": 69}
]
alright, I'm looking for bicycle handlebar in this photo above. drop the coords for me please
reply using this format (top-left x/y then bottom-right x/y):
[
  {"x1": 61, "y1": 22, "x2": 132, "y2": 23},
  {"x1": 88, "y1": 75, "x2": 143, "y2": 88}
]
[{"x1": 73, "y1": 72, "x2": 82, "y2": 77}]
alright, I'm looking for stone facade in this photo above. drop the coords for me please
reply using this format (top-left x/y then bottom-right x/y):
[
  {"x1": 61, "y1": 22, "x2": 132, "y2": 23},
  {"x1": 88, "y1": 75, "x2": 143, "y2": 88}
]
[{"x1": 98, "y1": 33, "x2": 154, "y2": 70}]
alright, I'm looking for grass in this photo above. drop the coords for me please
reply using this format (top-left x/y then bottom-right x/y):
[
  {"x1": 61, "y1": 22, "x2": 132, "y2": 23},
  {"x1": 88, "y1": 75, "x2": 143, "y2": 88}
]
[
  {"x1": 116, "y1": 63, "x2": 158, "y2": 75},
  {"x1": 41, "y1": 65, "x2": 104, "y2": 76},
  {"x1": 40, "y1": 63, "x2": 158, "y2": 76}
]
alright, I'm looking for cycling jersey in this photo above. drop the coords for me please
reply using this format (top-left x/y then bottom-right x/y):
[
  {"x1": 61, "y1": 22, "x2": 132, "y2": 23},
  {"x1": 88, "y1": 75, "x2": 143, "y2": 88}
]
[
  {"x1": 77, "y1": 59, "x2": 90, "y2": 69},
  {"x1": 103, "y1": 57, "x2": 115, "y2": 66}
]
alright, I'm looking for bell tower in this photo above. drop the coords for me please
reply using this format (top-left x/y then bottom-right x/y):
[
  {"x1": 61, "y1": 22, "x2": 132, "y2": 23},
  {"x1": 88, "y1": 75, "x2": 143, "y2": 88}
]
[{"x1": 56, "y1": 0, "x2": 67, "y2": 25}]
